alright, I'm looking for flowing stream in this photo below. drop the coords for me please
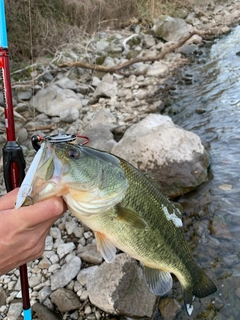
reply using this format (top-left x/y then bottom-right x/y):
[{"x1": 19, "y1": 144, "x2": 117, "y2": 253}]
[{"x1": 163, "y1": 25, "x2": 240, "y2": 319}]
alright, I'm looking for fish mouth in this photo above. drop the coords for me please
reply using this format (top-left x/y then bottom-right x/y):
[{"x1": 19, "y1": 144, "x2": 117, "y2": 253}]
[
  {"x1": 31, "y1": 143, "x2": 70, "y2": 201},
  {"x1": 32, "y1": 179, "x2": 69, "y2": 201}
]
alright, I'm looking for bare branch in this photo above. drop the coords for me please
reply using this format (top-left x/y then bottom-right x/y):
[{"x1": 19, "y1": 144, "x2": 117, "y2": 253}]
[{"x1": 58, "y1": 30, "x2": 214, "y2": 76}]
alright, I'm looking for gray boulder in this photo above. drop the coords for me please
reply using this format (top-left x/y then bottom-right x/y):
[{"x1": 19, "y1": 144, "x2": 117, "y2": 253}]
[
  {"x1": 86, "y1": 253, "x2": 156, "y2": 318},
  {"x1": 112, "y1": 114, "x2": 209, "y2": 198},
  {"x1": 153, "y1": 15, "x2": 191, "y2": 42},
  {"x1": 30, "y1": 84, "x2": 82, "y2": 117}
]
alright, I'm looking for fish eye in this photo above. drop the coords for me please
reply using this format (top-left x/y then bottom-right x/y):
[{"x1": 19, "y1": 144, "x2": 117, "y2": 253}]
[{"x1": 66, "y1": 148, "x2": 80, "y2": 159}]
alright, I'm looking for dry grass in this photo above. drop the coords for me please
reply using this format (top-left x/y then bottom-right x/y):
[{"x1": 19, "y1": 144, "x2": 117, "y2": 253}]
[
  {"x1": 6, "y1": 0, "x2": 146, "y2": 63},
  {"x1": 5, "y1": 0, "x2": 216, "y2": 64}
]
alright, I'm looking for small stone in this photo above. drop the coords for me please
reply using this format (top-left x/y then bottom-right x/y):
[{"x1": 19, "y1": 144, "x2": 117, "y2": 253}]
[
  {"x1": 50, "y1": 227, "x2": 62, "y2": 239},
  {"x1": 50, "y1": 288, "x2": 81, "y2": 313},
  {"x1": 8, "y1": 281, "x2": 16, "y2": 291},
  {"x1": 38, "y1": 257, "x2": 51, "y2": 269},
  {"x1": 158, "y1": 298, "x2": 181, "y2": 320},
  {"x1": 70, "y1": 310, "x2": 79, "y2": 320},
  {"x1": 0, "y1": 287, "x2": 6, "y2": 307},
  {"x1": 73, "y1": 226, "x2": 84, "y2": 238},
  {"x1": 43, "y1": 297, "x2": 54, "y2": 310},
  {"x1": 147, "y1": 61, "x2": 169, "y2": 77},
  {"x1": 77, "y1": 244, "x2": 103, "y2": 264},
  {"x1": 51, "y1": 256, "x2": 81, "y2": 290},
  {"x1": 65, "y1": 220, "x2": 77, "y2": 235},
  {"x1": 0, "y1": 305, "x2": 7, "y2": 313},
  {"x1": 48, "y1": 264, "x2": 60, "y2": 273},
  {"x1": 45, "y1": 236, "x2": 53, "y2": 250},
  {"x1": 29, "y1": 274, "x2": 42, "y2": 288},
  {"x1": 74, "y1": 281, "x2": 83, "y2": 293},
  {"x1": 83, "y1": 231, "x2": 92, "y2": 239},
  {"x1": 32, "y1": 302, "x2": 62, "y2": 320},
  {"x1": 80, "y1": 290, "x2": 89, "y2": 301},
  {"x1": 57, "y1": 242, "x2": 75, "y2": 259},
  {"x1": 7, "y1": 301, "x2": 22, "y2": 319},
  {"x1": 17, "y1": 90, "x2": 32, "y2": 101},
  {"x1": 210, "y1": 219, "x2": 232, "y2": 239},
  {"x1": 84, "y1": 305, "x2": 92, "y2": 315},
  {"x1": 38, "y1": 286, "x2": 52, "y2": 303},
  {"x1": 95, "y1": 310, "x2": 101, "y2": 320},
  {"x1": 93, "y1": 73, "x2": 118, "y2": 99},
  {"x1": 17, "y1": 127, "x2": 28, "y2": 144},
  {"x1": 42, "y1": 72, "x2": 54, "y2": 82},
  {"x1": 49, "y1": 254, "x2": 59, "y2": 264},
  {"x1": 92, "y1": 76, "x2": 101, "y2": 87},
  {"x1": 218, "y1": 184, "x2": 232, "y2": 191}
]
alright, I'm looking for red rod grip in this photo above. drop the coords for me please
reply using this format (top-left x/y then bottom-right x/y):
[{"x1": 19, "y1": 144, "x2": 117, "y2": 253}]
[{"x1": 0, "y1": 48, "x2": 16, "y2": 141}]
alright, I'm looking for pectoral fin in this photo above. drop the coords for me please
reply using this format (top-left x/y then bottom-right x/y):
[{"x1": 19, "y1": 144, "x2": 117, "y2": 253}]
[
  {"x1": 116, "y1": 204, "x2": 149, "y2": 230},
  {"x1": 143, "y1": 265, "x2": 173, "y2": 296},
  {"x1": 94, "y1": 231, "x2": 116, "y2": 263}
]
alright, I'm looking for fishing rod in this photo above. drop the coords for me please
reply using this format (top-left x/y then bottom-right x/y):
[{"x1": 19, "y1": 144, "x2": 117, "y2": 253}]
[{"x1": 0, "y1": 1, "x2": 32, "y2": 319}]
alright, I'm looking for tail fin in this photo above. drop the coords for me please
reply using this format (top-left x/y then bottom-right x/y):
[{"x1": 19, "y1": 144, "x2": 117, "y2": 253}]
[{"x1": 183, "y1": 270, "x2": 217, "y2": 315}]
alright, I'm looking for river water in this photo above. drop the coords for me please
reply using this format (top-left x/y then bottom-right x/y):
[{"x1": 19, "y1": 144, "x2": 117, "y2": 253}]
[{"x1": 163, "y1": 25, "x2": 240, "y2": 319}]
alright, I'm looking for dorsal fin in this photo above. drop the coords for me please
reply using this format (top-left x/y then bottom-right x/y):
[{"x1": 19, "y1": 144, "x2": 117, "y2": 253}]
[{"x1": 143, "y1": 265, "x2": 173, "y2": 296}]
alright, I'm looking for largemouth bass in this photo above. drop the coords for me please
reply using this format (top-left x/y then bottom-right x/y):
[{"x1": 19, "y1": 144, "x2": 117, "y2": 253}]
[{"x1": 19, "y1": 141, "x2": 217, "y2": 315}]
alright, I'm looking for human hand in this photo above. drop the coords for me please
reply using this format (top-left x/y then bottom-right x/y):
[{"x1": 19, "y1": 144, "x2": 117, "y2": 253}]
[{"x1": 0, "y1": 188, "x2": 66, "y2": 275}]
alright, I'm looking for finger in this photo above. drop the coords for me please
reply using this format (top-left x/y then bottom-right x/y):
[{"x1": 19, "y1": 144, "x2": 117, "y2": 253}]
[
  {"x1": 13, "y1": 197, "x2": 66, "y2": 228},
  {"x1": 0, "y1": 189, "x2": 19, "y2": 211}
]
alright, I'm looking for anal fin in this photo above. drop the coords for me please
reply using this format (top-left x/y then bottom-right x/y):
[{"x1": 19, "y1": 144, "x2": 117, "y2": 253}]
[
  {"x1": 94, "y1": 231, "x2": 116, "y2": 263},
  {"x1": 143, "y1": 265, "x2": 173, "y2": 296}
]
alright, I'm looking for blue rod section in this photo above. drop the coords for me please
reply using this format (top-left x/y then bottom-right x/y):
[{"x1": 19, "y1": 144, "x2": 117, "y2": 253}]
[
  {"x1": 23, "y1": 308, "x2": 32, "y2": 320},
  {"x1": 0, "y1": 0, "x2": 8, "y2": 48}
]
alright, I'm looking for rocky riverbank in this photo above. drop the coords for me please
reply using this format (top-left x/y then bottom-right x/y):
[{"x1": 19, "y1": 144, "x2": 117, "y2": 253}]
[{"x1": 0, "y1": 1, "x2": 240, "y2": 319}]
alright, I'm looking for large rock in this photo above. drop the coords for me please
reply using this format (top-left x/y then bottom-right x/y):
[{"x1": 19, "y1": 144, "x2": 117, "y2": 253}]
[
  {"x1": 153, "y1": 15, "x2": 191, "y2": 42},
  {"x1": 30, "y1": 84, "x2": 82, "y2": 117},
  {"x1": 86, "y1": 253, "x2": 156, "y2": 318},
  {"x1": 111, "y1": 114, "x2": 209, "y2": 198}
]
